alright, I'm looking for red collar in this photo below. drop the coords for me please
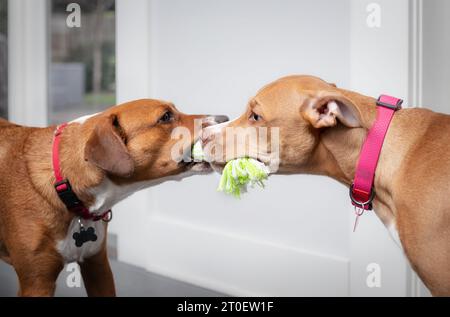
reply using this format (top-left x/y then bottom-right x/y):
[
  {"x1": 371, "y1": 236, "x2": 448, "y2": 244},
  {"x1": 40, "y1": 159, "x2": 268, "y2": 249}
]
[
  {"x1": 350, "y1": 95, "x2": 403, "y2": 217},
  {"x1": 52, "y1": 123, "x2": 111, "y2": 222}
]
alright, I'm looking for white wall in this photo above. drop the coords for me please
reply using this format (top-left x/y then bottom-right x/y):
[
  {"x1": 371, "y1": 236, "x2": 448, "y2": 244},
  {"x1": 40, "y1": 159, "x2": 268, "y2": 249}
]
[
  {"x1": 422, "y1": 0, "x2": 450, "y2": 114},
  {"x1": 150, "y1": 0, "x2": 352, "y2": 259},
  {"x1": 114, "y1": 0, "x2": 353, "y2": 296}
]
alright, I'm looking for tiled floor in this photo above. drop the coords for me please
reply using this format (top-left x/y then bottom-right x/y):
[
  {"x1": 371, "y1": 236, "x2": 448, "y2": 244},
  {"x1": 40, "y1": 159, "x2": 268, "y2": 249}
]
[{"x1": 0, "y1": 260, "x2": 225, "y2": 297}]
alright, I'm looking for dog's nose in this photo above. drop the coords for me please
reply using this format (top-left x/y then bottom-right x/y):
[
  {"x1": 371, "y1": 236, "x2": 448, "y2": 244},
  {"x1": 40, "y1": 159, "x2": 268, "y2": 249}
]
[
  {"x1": 204, "y1": 115, "x2": 229, "y2": 125},
  {"x1": 210, "y1": 115, "x2": 229, "y2": 124},
  {"x1": 201, "y1": 115, "x2": 229, "y2": 146},
  {"x1": 202, "y1": 115, "x2": 229, "y2": 129}
]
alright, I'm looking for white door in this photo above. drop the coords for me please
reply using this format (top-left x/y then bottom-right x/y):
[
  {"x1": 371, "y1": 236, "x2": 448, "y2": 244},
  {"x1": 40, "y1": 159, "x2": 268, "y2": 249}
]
[{"x1": 111, "y1": 0, "x2": 421, "y2": 296}]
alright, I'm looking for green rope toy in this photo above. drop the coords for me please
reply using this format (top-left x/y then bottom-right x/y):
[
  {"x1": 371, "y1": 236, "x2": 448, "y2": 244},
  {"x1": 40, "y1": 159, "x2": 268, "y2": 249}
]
[{"x1": 192, "y1": 141, "x2": 270, "y2": 198}]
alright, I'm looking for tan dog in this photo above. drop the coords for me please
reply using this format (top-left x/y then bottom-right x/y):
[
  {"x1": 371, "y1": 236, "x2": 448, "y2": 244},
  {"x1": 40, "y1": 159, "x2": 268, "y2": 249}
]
[
  {"x1": 0, "y1": 99, "x2": 226, "y2": 296},
  {"x1": 202, "y1": 75, "x2": 450, "y2": 296}
]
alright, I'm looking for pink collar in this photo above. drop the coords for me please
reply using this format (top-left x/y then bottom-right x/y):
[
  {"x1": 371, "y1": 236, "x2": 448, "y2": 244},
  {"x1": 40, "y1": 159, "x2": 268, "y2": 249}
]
[
  {"x1": 52, "y1": 123, "x2": 112, "y2": 222},
  {"x1": 350, "y1": 95, "x2": 403, "y2": 212}
]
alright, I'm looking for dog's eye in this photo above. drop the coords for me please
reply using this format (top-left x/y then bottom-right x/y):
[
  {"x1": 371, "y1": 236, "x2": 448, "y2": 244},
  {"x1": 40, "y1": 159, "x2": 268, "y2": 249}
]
[
  {"x1": 158, "y1": 111, "x2": 174, "y2": 124},
  {"x1": 249, "y1": 112, "x2": 262, "y2": 122}
]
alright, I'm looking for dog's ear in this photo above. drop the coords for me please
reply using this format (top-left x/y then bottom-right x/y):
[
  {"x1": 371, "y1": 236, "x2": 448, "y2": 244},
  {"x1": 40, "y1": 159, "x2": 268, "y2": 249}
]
[
  {"x1": 84, "y1": 114, "x2": 134, "y2": 177},
  {"x1": 301, "y1": 94, "x2": 361, "y2": 128}
]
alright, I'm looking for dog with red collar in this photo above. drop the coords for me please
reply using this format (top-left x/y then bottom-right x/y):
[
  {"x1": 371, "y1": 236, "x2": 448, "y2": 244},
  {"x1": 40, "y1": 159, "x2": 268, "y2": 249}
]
[
  {"x1": 202, "y1": 75, "x2": 450, "y2": 296},
  {"x1": 0, "y1": 99, "x2": 227, "y2": 296}
]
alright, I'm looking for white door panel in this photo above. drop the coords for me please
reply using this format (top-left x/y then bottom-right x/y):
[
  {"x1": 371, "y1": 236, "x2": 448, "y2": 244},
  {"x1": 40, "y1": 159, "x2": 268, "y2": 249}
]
[
  {"x1": 138, "y1": 0, "x2": 353, "y2": 296},
  {"x1": 112, "y1": 0, "x2": 419, "y2": 296},
  {"x1": 145, "y1": 216, "x2": 349, "y2": 296}
]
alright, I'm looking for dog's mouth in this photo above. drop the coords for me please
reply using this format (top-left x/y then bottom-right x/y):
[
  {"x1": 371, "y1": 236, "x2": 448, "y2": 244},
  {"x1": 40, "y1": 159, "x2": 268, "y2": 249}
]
[
  {"x1": 176, "y1": 141, "x2": 213, "y2": 173},
  {"x1": 190, "y1": 161, "x2": 212, "y2": 173},
  {"x1": 180, "y1": 160, "x2": 212, "y2": 173},
  {"x1": 210, "y1": 156, "x2": 272, "y2": 174},
  {"x1": 183, "y1": 139, "x2": 276, "y2": 175}
]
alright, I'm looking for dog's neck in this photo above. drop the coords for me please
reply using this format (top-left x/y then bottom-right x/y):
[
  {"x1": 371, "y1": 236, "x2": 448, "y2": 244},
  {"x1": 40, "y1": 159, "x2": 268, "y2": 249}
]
[
  {"x1": 307, "y1": 90, "x2": 416, "y2": 214},
  {"x1": 24, "y1": 122, "x2": 186, "y2": 216},
  {"x1": 306, "y1": 91, "x2": 376, "y2": 184},
  {"x1": 311, "y1": 124, "x2": 366, "y2": 186},
  {"x1": 25, "y1": 124, "x2": 105, "y2": 214}
]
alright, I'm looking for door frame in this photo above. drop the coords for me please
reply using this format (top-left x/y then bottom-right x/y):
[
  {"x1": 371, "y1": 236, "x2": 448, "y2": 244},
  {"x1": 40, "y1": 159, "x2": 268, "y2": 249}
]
[{"x1": 408, "y1": 0, "x2": 431, "y2": 298}]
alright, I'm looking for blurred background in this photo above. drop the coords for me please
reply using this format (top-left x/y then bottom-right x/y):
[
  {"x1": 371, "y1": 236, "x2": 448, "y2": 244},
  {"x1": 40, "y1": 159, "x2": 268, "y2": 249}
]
[{"x1": 0, "y1": 0, "x2": 449, "y2": 296}]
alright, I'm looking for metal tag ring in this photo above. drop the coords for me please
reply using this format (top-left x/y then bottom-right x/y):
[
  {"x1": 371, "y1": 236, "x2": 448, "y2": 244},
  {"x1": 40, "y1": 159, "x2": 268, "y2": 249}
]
[
  {"x1": 102, "y1": 210, "x2": 113, "y2": 223},
  {"x1": 349, "y1": 184, "x2": 375, "y2": 208}
]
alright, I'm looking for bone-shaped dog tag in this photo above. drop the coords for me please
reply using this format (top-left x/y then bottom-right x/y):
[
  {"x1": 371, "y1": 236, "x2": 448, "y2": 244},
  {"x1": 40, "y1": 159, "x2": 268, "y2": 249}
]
[{"x1": 73, "y1": 226, "x2": 98, "y2": 248}]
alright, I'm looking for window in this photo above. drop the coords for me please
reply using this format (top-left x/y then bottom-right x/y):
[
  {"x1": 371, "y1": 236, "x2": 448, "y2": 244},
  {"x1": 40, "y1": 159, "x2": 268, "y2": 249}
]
[
  {"x1": 0, "y1": 0, "x2": 7, "y2": 119},
  {"x1": 49, "y1": 0, "x2": 116, "y2": 124}
]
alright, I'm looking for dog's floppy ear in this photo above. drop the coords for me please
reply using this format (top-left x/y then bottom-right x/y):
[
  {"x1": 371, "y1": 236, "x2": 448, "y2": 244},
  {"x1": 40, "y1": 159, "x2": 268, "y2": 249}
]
[
  {"x1": 84, "y1": 114, "x2": 134, "y2": 177},
  {"x1": 301, "y1": 93, "x2": 361, "y2": 129}
]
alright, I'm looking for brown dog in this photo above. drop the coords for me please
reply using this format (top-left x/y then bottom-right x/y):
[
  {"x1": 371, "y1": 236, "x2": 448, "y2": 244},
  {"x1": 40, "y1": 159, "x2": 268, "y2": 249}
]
[
  {"x1": 202, "y1": 75, "x2": 450, "y2": 296},
  {"x1": 0, "y1": 99, "x2": 226, "y2": 296}
]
